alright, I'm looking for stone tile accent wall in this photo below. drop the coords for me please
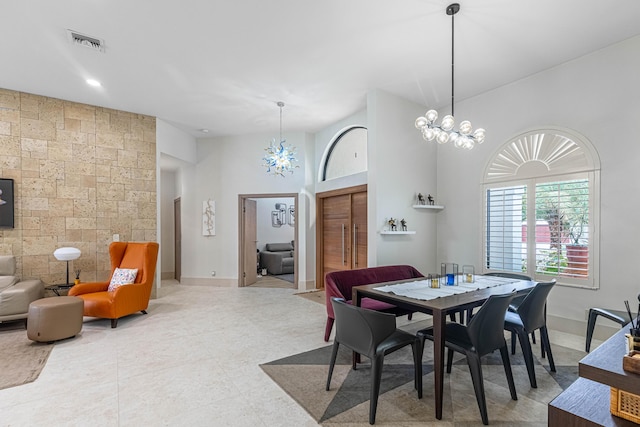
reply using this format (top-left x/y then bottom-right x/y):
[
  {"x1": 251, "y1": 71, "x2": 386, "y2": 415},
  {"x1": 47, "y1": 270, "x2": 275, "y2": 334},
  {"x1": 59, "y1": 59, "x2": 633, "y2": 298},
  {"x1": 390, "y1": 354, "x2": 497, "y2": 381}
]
[{"x1": 0, "y1": 88, "x2": 156, "y2": 286}]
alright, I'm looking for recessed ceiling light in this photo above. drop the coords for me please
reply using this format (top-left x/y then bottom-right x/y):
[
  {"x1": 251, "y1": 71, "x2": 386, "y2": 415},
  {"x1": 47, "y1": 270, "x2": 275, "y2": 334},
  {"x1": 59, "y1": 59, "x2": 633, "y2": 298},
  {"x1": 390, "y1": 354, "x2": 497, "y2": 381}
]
[
  {"x1": 86, "y1": 79, "x2": 102, "y2": 87},
  {"x1": 200, "y1": 129, "x2": 209, "y2": 133}
]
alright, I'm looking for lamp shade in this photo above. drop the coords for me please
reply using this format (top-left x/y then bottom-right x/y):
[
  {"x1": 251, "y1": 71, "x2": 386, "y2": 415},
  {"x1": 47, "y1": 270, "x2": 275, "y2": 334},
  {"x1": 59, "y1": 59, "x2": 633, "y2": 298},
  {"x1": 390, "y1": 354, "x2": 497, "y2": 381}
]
[{"x1": 53, "y1": 247, "x2": 81, "y2": 261}]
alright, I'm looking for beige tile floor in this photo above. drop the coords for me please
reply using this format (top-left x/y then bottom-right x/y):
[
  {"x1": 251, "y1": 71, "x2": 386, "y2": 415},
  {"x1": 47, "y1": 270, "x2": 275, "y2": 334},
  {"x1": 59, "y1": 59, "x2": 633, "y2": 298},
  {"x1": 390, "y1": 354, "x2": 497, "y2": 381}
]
[{"x1": 0, "y1": 281, "x2": 599, "y2": 426}]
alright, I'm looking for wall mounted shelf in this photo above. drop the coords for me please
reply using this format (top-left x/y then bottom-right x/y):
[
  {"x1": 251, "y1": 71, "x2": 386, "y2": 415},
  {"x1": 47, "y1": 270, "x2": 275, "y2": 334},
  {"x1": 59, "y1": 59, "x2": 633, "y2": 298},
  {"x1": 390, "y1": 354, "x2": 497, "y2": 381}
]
[
  {"x1": 412, "y1": 204, "x2": 444, "y2": 210},
  {"x1": 379, "y1": 231, "x2": 416, "y2": 235}
]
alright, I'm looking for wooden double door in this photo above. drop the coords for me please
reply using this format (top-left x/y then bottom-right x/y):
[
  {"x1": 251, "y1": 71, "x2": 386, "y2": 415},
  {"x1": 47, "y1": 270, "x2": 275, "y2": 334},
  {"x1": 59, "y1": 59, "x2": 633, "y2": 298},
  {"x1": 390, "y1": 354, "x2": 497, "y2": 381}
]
[{"x1": 316, "y1": 185, "x2": 367, "y2": 289}]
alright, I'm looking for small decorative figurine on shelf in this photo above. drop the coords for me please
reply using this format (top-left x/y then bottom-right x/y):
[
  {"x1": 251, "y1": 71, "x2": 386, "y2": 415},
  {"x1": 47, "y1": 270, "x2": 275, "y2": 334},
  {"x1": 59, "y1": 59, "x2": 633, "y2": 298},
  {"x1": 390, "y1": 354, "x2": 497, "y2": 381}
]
[
  {"x1": 417, "y1": 193, "x2": 426, "y2": 205},
  {"x1": 74, "y1": 269, "x2": 81, "y2": 285},
  {"x1": 400, "y1": 218, "x2": 407, "y2": 231},
  {"x1": 427, "y1": 194, "x2": 435, "y2": 205},
  {"x1": 388, "y1": 217, "x2": 397, "y2": 231}
]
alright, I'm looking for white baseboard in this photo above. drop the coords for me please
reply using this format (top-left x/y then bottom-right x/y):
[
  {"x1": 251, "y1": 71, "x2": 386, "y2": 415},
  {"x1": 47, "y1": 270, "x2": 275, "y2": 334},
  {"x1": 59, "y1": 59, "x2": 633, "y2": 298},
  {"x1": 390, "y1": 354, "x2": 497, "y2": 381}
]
[
  {"x1": 547, "y1": 313, "x2": 619, "y2": 341},
  {"x1": 297, "y1": 280, "x2": 316, "y2": 292}
]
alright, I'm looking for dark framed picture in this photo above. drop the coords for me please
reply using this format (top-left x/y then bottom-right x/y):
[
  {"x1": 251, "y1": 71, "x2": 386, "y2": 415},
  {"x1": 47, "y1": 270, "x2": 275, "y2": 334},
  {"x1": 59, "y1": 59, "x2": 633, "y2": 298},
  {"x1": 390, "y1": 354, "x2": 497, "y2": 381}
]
[
  {"x1": 0, "y1": 178, "x2": 14, "y2": 228},
  {"x1": 271, "y1": 211, "x2": 282, "y2": 227}
]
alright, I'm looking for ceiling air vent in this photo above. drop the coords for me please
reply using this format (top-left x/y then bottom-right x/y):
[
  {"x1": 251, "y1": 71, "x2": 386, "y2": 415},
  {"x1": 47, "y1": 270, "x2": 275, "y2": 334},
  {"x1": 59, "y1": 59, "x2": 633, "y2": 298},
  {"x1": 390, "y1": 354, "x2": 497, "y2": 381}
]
[{"x1": 67, "y1": 29, "x2": 104, "y2": 52}]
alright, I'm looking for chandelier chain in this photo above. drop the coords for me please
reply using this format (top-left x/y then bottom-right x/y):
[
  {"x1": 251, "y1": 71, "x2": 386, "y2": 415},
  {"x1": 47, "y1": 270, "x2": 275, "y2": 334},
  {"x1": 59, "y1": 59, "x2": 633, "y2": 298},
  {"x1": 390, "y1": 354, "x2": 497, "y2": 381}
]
[
  {"x1": 277, "y1": 101, "x2": 284, "y2": 141},
  {"x1": 451, "y1": 6, "x2": 455, "y2": 117}
]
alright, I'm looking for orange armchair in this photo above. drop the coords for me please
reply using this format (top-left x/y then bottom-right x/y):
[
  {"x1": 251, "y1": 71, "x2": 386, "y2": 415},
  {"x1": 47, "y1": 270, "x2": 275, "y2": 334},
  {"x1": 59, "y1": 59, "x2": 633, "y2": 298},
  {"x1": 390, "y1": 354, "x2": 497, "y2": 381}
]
[{"x1": 69, "y1": 242, "x2": 159, "y2": 328}]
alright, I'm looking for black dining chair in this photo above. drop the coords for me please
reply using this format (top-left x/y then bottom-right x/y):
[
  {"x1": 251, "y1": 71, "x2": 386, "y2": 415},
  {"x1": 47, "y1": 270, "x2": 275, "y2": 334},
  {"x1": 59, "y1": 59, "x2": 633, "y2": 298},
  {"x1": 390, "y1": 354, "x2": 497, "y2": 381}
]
[
  {"x1": 585, "y1": 307, "x2": 634, "y2": 352},
  {"x1": 416, "y1": 292, "x2": 518, "y2": 425},
  {"x1": 504, "y1": 280, "x2": 556, "y2": 388},
  {"x1": 484, "y1": 272, "x2": 540, "y2": 353},
  {"x1": 484, "y1": 272, "x2": 533, "y2": 314},
  {"x1": 326, "y1": 297, "x2": 422, "y2": 425}
]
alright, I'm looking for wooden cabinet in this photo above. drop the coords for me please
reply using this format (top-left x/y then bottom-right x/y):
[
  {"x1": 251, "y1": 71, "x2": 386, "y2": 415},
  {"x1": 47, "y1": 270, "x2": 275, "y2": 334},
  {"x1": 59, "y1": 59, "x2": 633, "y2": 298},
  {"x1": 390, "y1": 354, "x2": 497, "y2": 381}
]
[
  {"x1": 316, "y1": 185, "x2": 367, "y2": 289},
  {"x1": 548, "y1": 326, "x2": 639, "y2": 426}
]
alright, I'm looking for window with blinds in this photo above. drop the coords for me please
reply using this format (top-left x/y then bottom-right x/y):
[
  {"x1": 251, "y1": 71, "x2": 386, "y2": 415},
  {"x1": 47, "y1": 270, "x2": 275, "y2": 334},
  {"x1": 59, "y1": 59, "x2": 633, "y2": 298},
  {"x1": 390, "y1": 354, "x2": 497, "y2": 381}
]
[
  {"x1": 485, "y1": 175, "x2": 592, "y2": 285},
  {"x1": 482, "y1": 128, "x2": 599, "y2": 288}
]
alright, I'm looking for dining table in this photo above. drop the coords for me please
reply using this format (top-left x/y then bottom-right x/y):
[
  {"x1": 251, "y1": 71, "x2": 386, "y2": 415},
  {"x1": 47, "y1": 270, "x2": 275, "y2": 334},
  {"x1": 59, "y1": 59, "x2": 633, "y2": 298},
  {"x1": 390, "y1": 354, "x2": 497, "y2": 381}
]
[{"x1": 352, "y1": 275, "x2": 537, "y2": 420}]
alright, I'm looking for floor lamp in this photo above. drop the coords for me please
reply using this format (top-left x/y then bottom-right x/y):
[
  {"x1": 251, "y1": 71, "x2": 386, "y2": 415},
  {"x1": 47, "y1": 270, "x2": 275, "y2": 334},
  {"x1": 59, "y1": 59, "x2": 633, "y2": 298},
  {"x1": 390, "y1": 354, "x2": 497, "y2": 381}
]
[{"x1": 53, "y1": 247, "x2": 81, "y2": 286}]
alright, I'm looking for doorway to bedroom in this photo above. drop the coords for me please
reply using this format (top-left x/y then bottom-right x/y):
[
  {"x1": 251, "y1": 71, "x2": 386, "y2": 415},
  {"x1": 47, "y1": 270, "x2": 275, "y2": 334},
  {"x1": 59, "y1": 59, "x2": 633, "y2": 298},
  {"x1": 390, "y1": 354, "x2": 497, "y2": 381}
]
[{"x1": 238, "y1": 193, "x2": 297, "y2": 288}]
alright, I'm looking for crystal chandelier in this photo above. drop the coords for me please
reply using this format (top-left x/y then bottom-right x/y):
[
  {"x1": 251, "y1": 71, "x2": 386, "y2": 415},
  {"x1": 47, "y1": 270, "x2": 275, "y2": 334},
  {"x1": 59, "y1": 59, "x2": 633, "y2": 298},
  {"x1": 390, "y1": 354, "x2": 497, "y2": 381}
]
[
  {"x1": 415, "y1": 3, "x2": 485, "y2": 150},
  {"x1": 262, "y1": 101, "x2": 299, "y2": 176}
]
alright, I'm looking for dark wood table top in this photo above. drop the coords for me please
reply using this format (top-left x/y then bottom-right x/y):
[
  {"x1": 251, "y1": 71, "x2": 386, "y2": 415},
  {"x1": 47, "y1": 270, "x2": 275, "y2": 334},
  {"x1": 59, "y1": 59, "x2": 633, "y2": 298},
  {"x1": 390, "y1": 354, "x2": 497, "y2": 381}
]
[
  {"x1": 549, "y1": 377, "x2": 637, "y2": 426},
  {"x1": 580, "y1": 325, "x2": 640, "y2": 395}
]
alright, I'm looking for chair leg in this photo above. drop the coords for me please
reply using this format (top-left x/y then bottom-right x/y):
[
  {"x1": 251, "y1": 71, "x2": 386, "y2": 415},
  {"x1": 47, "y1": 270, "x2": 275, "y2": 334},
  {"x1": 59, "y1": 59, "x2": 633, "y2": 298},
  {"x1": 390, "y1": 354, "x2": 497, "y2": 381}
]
[
  {"x1": 412, "y1": 340, "x2": 423, "y2": 399},
  {"x1": 499, "y1": 345, "x2": 518, "y2": 401},
  {"x1": 539, "y1": 326, "x2": 556, "y2": 372},
  {"x1": 324, "y1": 317, "x2": 334, "y2": 342},
  {"x1": 466, "y1": 352, "x2": 489, "y2": 425},
  {"x1": 326, "y1": 342, "x2": 340, "y2": 390},
  {"x1": 539, "y1": 330, "x2": 546, "y2": 358},
  {"x1": 111, "y1": 318, "x2": 118, "y2": 328},
  {"x1": 511, "y1": 331, "x2": 516, "y2": 354},
  {"x1": 516, "y1": 329, "x2": 537, "y2": 388},
  {"x1": 370, "y1": 354, "x2": 385, "y2": 425},
  {"x1": 585, "y1": 308, "x2": 597, "y2": 352},
  {"x1": 408, "y1": 313, "x2": 413, "y2": 321},
  {"x1": 446, "y1": 348, "x2": 455, "y2": 373}
]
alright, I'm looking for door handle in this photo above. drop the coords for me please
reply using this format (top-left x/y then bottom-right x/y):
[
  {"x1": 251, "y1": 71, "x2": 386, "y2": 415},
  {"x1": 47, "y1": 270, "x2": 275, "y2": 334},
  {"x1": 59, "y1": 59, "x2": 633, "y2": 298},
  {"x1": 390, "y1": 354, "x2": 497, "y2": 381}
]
[
  {"x1": 353, "y1": 223, "x2": 357, "y2": 267},
  {"x1": 341, "y1": 224, "x2": 346, "y2": 266}
]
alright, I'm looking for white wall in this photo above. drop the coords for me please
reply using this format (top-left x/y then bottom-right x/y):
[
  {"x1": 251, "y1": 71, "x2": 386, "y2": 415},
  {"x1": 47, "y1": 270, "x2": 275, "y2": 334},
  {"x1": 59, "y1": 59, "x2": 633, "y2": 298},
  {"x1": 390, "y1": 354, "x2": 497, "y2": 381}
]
[
  {"x1": 181, "y1": 131, "x2": 313, "y2": 289},
  {"x1": 367, "y1": 89, "x2": 439, "y2": 274},
  {"x1": 156, "y1": 120, "x2": 198, "y2": 164},
  {"x1": 436, "y1": 35, "x2": 640, "y2": 332},
  {"x1": 255, "y1": 197, "x2": 295, "y2": 251}
]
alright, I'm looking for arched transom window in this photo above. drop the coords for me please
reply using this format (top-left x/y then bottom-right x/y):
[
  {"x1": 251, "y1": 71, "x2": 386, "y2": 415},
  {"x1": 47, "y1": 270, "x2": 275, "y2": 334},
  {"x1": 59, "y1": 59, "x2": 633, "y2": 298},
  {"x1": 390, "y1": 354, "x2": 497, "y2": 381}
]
[{"x1": 321, "y1": 126, "x2": 367, "y2": 181}]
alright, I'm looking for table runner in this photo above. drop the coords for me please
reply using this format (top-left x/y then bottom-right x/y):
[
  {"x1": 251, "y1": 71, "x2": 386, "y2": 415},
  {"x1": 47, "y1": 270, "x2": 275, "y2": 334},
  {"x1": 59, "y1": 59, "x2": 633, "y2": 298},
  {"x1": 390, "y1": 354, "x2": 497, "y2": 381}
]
[{"x1": 374, "y1": 275, "x2": 518, "y2": 300}]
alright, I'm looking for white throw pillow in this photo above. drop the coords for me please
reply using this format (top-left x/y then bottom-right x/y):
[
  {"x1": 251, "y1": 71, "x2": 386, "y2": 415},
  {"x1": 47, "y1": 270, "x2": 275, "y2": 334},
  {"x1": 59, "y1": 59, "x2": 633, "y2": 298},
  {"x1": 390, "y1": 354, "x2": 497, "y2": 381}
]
[{"x1": 108, "y1": 268, "x2": 138, "y2": 292}]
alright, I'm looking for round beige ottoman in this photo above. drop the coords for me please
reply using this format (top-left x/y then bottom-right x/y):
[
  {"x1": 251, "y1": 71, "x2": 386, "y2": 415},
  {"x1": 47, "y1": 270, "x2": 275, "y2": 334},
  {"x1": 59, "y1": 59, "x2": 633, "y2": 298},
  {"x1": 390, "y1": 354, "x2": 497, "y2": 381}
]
[{"x1": 27, "y1": 296, "x2": 83, "y2": 343}]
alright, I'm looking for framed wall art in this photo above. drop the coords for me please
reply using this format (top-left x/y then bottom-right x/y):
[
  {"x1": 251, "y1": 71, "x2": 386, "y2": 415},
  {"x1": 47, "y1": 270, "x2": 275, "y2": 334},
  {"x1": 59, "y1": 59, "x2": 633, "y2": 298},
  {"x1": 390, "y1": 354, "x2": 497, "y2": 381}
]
[
  {"x1": 271, "y1": 210, "x2": 282, "y2": 227},
  {"x1": 202, "y1": 199, "x2": 215, "y2": 236},
  {"x1": 0, "y1": 178, "x2": 14, "y2": 228},
  {"x1": 288, "y1": 206, "x2": 295, "y2": 226}
]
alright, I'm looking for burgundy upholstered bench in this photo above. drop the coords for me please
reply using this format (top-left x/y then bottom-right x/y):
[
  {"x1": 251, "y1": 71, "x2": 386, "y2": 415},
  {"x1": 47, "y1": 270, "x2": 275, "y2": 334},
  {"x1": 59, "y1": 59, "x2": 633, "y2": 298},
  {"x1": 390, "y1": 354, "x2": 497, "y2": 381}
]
[{"x1": 323, "y1": 265, "x2": 423, "y2": 341}]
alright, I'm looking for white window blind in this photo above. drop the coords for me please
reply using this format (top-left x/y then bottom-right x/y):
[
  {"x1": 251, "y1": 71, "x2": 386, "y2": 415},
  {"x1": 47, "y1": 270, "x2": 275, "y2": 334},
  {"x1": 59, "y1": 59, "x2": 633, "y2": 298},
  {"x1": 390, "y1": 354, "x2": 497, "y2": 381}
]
[{"x1": 485, "y1": 185, "x2": 526, "y2": 273}]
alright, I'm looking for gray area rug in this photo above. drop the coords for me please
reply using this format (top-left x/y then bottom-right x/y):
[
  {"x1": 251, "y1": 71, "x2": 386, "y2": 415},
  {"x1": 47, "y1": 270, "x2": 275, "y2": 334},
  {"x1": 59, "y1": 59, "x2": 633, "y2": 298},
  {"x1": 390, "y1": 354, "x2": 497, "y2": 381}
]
[
  {"x1": 261, "y1": 320, "x2": 582, "y2": 426},
  {"x1": 274, "y1": 273, "x2": 294, "y2": 283},
  {"x1": 0, "y1": 322, "x2": 53, "y2": 390}
]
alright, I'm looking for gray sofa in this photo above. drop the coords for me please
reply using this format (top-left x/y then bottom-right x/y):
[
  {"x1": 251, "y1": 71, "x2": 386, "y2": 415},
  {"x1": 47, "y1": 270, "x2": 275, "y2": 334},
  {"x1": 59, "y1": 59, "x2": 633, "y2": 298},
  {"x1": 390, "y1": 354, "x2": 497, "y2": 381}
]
[
  {"x1": 0, "y1": 255, "x2": 44, "y2": 324},
  {"x1": 260, "y1": 242, "x2": 294, "y2": 275}
]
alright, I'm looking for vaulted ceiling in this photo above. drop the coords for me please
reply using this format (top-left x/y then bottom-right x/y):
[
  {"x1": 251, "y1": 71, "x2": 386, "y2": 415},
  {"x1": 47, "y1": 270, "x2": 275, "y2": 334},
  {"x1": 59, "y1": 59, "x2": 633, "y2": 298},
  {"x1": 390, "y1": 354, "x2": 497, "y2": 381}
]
[{"x1": 3, "y1": 0, "x2": 640, "y2": 138}]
